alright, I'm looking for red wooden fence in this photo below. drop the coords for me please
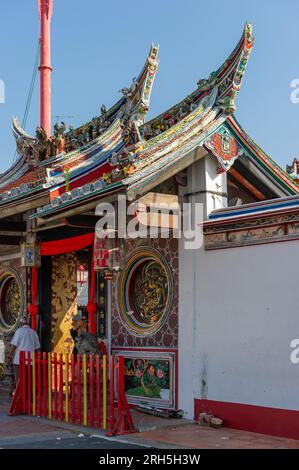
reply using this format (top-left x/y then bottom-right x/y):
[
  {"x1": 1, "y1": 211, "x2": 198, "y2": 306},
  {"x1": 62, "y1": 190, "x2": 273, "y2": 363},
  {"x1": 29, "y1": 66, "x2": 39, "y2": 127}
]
[{"x1": 9, "y1": 352, "x2": 136, "y2": 436}]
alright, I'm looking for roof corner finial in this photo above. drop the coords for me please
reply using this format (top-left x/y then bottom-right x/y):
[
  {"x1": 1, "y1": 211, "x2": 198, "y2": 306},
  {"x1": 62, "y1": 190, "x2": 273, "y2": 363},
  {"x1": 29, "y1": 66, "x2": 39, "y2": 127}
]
[
  {"x1": 215, "y1": 24, "x2": 254, "y2": 115},
  {"x1": 244, "y1": 22, "x2": 254, "y2": 46}
]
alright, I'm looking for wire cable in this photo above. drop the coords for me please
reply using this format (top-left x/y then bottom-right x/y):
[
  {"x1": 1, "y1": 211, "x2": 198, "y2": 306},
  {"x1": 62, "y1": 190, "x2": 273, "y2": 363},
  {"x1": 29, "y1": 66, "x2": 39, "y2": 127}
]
[{"x1": 13, "y1": 41, "x2": 40, "y2": 161}]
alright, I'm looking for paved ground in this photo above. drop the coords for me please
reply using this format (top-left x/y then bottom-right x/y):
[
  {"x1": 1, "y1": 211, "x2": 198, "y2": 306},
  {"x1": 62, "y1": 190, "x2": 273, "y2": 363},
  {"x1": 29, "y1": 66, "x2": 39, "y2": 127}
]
[
  {"x1": 0, "y1": 388, "x2": 149, "y2": 449},
  {"x1": 1, "y1": 435, "x2": 145, "y2": 449},
  {"x1": 125, "y1": 424, "x2": 299, "y2": 449},
  {"x1": 2, "y1": 387, "x2": 299, "y2": 449},
  {"x1": 0, "y1": 408, "x2": 150, "y2": 449}
]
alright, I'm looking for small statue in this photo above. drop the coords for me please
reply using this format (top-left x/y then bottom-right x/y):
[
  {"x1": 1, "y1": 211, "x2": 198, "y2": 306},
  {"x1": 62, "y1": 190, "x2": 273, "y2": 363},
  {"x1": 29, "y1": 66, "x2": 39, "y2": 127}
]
[
  {"x1": 167, "y1": 116, "x2": 177, "y2": 127},
  {"x1": 197, "y1": 71, "x2": 217, "y2": 91},
  {"x1": 54, "y1": 121, "x2": 66, "y2": 138},
  {"x1": 49, "y1": 136, "x2": 57, "y2": 156},
  {"x1": 98, "y1": 108, "x2": 110, "y2": 130},
  {"x1": 109, "y1": 151, "x2": 119, "y2": 166},
  {"x1": 53, "y1": 121, "x2": 67, "y2": 153},
  {"x1": 111, "y1": 168, "x2": 122, "y2": 181},
  {"x1": 142, "y1": 123, "x2": 154, "y2": 140},
  {"x1": 178, "y1": 107, "x2": 188, "y2": 119},
  {"x1": 33, "y1": 126, "x2": 50, "y2": 161},
  {"x1": 120, "y1": 78, "x2": 139, "y2": 98},
  {"x1": 221, "y1": 129, "x2": 231, "y2": 153},
  {"x1": 121, "y1": 115, "x2": 141, "y2": 146}
]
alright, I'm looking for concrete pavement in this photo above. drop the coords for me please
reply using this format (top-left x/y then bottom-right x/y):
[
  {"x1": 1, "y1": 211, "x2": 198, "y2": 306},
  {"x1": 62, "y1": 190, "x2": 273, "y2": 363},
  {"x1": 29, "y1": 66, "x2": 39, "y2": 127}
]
[
  {"x1": 2, "y1": 387, "x2": 299, "y2": 449},
  {"x1": 123, "y1": 423, "x2": 299, "y2": 449}
]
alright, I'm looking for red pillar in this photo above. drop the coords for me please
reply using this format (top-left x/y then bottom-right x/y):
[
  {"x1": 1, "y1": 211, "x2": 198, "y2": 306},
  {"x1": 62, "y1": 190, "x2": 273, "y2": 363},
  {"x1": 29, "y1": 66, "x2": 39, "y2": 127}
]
[
  {"x1": 38, "y1": 0, "x2": 53, "y2": 138},
  {"x1": 87, "y1": 242, "x2": 97, "y2": 334},
  {"x1": 28, "y1": 267, "x2": 39, "y2": 331}
]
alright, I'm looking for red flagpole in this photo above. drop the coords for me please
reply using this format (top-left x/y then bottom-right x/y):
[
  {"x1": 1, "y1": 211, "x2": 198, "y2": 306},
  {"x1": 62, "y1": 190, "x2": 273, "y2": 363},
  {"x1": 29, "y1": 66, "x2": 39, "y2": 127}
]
[{"x1": 38, "y1": 0, "x2": 53, "y2": 137}]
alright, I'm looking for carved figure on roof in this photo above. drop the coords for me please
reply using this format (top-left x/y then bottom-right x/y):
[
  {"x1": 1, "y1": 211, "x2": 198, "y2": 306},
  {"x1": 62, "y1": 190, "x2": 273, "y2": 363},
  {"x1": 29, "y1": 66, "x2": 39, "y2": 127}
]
[
  {"x1": 49, "y1": 136, "x2": 57, "y2": 156},
  {"x1": 121, "y1": 115, "x2": 141, "y2": 147},
  {"x1": 53, "y1": 122, "x2": 59, "y2": 137},
  {"x1": 98, "y1": 105, "x2": 110, "y2": 131},
  {"x1": 64, "y1": 125, "x2": 78, "y2": 153},
  {"x1": 111, "y1": 168, "x2": 122, "y2": 182},
  {"x1": 197, "y1": 71, "x2": 217, "y2": 91},
  {"x1": 178, "y1": 106, "x2": 188, "y2": 119},
  {"x1": 186, "y1": 96, "x2": 196, "y2": 112},
  {"x1": 53, "y1": 121, "x2": 66, "y2": 153},
  {"x1": 109, "y1": 151, "x2": 120, "y2": 167},
  {"x1": 54, "y1": 121, "x2": 66, "y2": 138},
  {"x1": 221, "y1": 129, "x2": 231, "y2": 152},
  {"x1": 142, "y1": 123, "x2": 154, "y2": 140},
  {"x1": 216, "y1": 94, "x2": 236, "y2": 114},
  {"x1": 36, "y1": 126, "x2": 47, "y2": 142},
  {"x1": 87, "y1": 125, "x2": 93, "y2": 141},
  {"x1": 33, "y1": 126, "x2": 51, "y2": 161},
  {"x1": 16, "y1": 138, "x2": 32, "y2": 161},
  {"x1": 120, "y1": 78, "x2": 139, "y2": 99},
  {"x1": 167, "y1": 115, "x2": 177, "y2": 128},
  {"x1": 102, "y1": 173, "x2": 112, "y2": 185}
]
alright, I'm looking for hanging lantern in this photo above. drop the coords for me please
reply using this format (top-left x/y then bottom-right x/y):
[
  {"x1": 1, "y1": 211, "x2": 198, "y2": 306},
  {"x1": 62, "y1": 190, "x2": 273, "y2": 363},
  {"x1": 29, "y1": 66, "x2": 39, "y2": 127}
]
[
  {"x1": 21, "y1": 242, "x2": 41, "y2": 267},
  {"x1": 77, "y1": 264, "x2": 88, "y2": 285},
  {"x1": 93, "y1": 236, "x2": 124, "y2": 273}
]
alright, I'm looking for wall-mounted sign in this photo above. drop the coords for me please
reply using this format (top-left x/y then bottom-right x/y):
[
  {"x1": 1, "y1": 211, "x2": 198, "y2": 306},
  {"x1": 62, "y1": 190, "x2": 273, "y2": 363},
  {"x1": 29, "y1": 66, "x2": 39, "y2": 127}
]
[
  {"x1": 97, "y1": 272, "x2": 108, "y2": 339},
  {"x1": 93, "y1": 237, "x2": 124, "y2": 272},
  {"x1": 21, "y1": 243, "x2": 41, "y2": 267}
]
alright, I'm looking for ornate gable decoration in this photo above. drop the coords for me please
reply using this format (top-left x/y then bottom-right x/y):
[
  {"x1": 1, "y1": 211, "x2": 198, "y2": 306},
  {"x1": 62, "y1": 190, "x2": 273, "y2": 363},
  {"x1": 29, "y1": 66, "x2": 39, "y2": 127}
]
[{"x1": 204, "y1": 126, "x2": 245, "y2": 171}]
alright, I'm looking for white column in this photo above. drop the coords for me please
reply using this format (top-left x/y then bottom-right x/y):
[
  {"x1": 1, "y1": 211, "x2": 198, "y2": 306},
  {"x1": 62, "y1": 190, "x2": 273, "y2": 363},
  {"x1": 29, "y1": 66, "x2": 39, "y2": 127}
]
[
  {"x1": 181, "y1": 153, "x2": 227, "y2": 220},
  {"x1": 178, "y1": 151, "x2": 227, "y2": 417}
]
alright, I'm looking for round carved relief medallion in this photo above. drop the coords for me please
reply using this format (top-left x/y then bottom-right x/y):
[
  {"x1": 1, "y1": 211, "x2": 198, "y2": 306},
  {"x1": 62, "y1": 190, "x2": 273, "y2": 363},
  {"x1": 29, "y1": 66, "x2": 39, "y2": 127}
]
[
  {"x1": 0, "y1": 271, "x2": 23, "y2": 333},
  {"x1": 118, "y1": 248, "x2": 174, "y2": 336}
]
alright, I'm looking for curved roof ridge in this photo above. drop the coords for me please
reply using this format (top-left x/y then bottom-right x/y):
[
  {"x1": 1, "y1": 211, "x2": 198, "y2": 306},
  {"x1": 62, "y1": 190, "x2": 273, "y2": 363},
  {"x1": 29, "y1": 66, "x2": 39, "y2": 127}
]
[
  {"x1": 139, "y1": 24, "x2": 253, "y2": 141},
  {"x1": 227, "y1": 114, "x2": 299, "y2": 194}
]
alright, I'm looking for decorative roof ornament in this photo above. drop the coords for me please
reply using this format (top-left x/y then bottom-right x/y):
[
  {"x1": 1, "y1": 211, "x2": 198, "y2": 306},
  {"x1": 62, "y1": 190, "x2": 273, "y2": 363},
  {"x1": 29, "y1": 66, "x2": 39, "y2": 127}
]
[
  {"x1": 216, "y1": 23, "x2": 254, "y2": 114},
  {"x1": 123, "y1": 44, "x2": 159, "y2": 126},
  {"x1": 121, "y1": 114, "x2": 142, "y2": 147},
  {"x1": 6, "y1": 23, "x2": 299, "y2": 212},
  {"x1": 12, "y1": 117, "x2": 64, "y2": 162},
  {"x1": 118, "y1": 45, "x2": 159, "y2": 154},
  {"x1": 12, "y1": 117, "x2": 35, "y2": 157},
  {"x1": 197, "y1": 71, "x2": 218, "y2": 92}
]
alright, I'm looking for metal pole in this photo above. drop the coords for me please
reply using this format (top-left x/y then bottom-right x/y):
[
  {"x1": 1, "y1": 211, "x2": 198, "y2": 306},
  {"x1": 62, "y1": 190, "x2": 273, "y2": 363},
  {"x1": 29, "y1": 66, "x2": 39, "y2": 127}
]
[{"x1": 38, "y1": 0, "x2": 53, "y2": 137}]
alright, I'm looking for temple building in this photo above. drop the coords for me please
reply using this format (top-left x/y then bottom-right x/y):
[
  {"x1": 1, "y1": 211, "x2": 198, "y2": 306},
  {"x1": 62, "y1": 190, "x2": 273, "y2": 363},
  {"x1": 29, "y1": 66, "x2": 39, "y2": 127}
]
[{"x1": 1, "y1": 1, "x2": 299, "y2": 439}]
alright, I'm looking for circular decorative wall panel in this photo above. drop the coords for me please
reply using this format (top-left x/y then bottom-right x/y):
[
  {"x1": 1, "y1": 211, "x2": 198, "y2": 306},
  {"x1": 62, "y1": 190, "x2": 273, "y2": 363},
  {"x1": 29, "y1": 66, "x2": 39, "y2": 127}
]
[
  {"x1": 0, "y1": 270, "x2": 24, "y2": 333},
  {"x1": 118, "y1": 247, "x2": 174, "y2": 336}
]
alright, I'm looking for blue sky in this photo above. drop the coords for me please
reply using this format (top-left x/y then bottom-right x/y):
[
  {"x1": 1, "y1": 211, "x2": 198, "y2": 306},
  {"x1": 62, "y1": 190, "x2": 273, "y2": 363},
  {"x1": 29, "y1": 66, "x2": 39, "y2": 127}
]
[{"x1": 0, "y1": 0, "x2": 298, "y2": 172}]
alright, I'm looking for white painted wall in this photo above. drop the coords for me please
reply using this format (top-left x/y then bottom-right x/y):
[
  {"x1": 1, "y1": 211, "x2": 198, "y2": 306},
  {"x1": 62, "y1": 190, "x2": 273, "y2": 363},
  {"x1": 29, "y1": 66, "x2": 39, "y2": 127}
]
[
  {"x1": 179, "y1": 239, "x2": 299, "y2": 418},
  {"x1": 178, "y1": 155, "x2": 299, "y2": 418}
]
